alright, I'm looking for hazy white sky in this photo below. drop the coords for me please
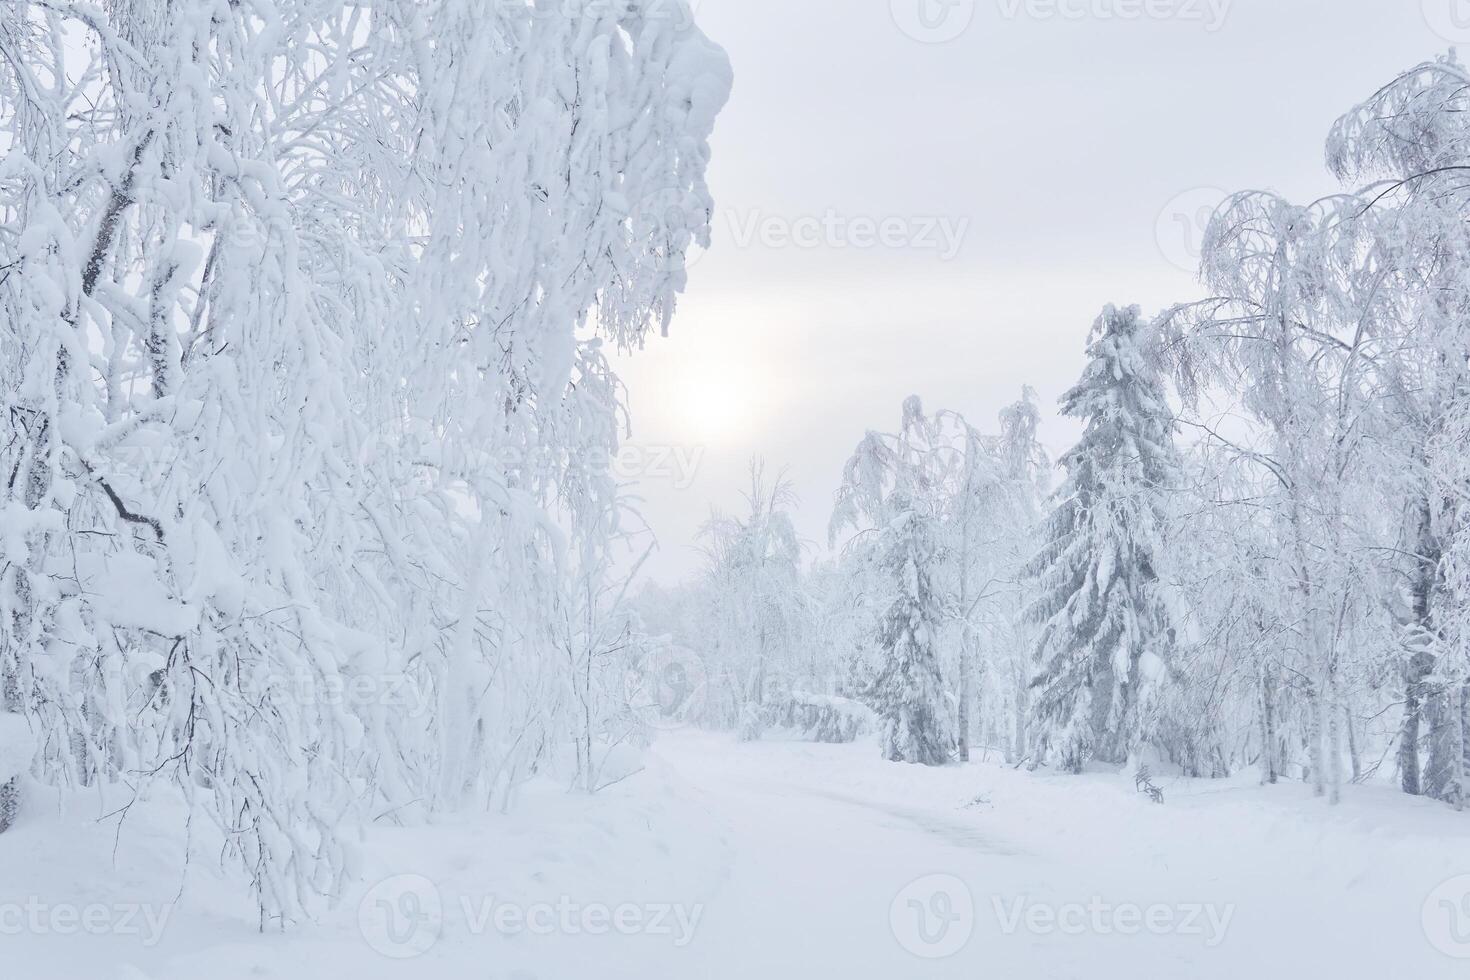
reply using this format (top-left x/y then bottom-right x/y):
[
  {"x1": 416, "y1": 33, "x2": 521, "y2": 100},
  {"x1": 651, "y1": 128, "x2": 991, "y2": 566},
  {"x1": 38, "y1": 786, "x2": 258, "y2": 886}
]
[{"x1": 612, "y1": 0, "x2": 1461, "y2": 582}]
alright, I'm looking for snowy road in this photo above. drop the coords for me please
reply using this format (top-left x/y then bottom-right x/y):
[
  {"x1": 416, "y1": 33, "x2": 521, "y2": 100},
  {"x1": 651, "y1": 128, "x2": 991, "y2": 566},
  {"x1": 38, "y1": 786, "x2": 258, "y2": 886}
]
[
  {"x1": 636, "y1": 738, "x2": 1204, "y2": 980},
  {"x1": 9, "y1": 731, "x2": 1470, "y2": 979},
  {"x1": 623, "y1": 733, "x2": 1468, "y2": 980}
]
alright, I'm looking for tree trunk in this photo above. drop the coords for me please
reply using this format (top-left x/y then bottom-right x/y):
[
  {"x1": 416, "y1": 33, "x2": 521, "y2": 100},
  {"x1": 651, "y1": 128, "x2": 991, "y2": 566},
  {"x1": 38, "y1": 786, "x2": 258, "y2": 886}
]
[
  {"x1": 1327, "y1": 665, "x2": 1343, "y2": 805},
  {"x1": 1427, "y1": 681, "x2": 1469, "y2": 809},
  {"x1": 1428, "y1": 680, "x2": 1470, "y2": 809},
  {"x1": 1345, "y1": 704, "x2": 1362, "y2": 784},
  {"x1": 1400, "y1": 651, "x2": 1434, "y2": 796},
  {"x1": 957, "y1": 637, "x2": 971, "y2": 763},
  {"x1": 1260, "y1": 660, "x2": 1280, "y2": 785},
  {"x1": 955, "y1": 508, "x2": 975, "y2": 765},
  {"x1": 1400, "y1": 500, "x2": 1441, "y2": 796},
  {"x1": 1454, "y1": 683, "x2": 1468, "y2": 813},
  {"x1": 1425, "y1": 685, "x2": 1456, "y2": 802},
  {"x1": 1309, "y1": 686, "x2": 1325, "y2": 798},
  {"x1": 1013, "y1": 669, "x2": 1029, "y2": 765}
]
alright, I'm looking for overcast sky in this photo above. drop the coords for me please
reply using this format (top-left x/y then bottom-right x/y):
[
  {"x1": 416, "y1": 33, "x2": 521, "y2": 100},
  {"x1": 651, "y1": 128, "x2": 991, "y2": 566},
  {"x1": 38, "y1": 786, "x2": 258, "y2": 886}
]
[{"x1": 611, "y1": 0, "x2": 1462, "y2": 583}]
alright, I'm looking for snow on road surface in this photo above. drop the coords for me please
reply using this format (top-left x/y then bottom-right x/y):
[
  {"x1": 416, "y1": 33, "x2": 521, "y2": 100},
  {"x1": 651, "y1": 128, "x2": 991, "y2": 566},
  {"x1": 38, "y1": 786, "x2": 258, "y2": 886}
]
[{"x1": 6, "y1": 731, "x2": 1469, "y2": 979}]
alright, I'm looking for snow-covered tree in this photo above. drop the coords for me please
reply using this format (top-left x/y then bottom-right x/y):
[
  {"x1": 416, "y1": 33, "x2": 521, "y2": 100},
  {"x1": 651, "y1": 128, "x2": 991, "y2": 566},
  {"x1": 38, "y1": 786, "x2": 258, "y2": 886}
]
[
  {"x1": 1325, "y1": 53, "x2": 1470, "y2": 806},
  {"x1": 695, "y1": 461, "x2": 806, "y2": 737},
  {"x1": 1025, "y1": 305, "x2": 1179, "y2": 772},
  {"x1": 867, "y1": 497, "x2": 951, "y2": 765},
  {"x1": 0, "y1": 0, "x2": 731, "y2": 920},
  {"x1": 1154, "y1": 52, "x2": 1470, "y2": 805},
  {"x1": 927, "y1": 390, "x2": 1049, "y2": 763},
  {"x1": 987, "y1": 389, "x2": 1052, "y2": 763},
  {"x1": 832, "y1": 398, "x2": 955, "y2": 765}
]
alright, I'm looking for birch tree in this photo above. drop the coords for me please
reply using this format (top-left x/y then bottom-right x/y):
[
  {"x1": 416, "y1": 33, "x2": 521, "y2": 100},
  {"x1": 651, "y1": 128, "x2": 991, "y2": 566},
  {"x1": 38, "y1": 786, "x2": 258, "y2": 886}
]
[{"x1": 0, "y1": 0, "x2": 731, "y2": 919}]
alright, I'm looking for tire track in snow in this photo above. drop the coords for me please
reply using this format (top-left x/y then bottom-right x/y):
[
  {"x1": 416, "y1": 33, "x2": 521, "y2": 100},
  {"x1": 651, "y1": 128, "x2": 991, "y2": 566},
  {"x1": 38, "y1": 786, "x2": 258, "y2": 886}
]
[{"x1": 697, "y1": 766, "x2": 1025, "y2": 857}]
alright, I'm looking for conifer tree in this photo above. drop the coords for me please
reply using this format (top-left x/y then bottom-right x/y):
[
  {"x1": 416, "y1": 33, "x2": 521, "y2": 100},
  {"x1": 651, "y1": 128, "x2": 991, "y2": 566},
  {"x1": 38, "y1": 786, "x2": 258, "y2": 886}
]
[
  {"x1": 1025, "y1": 305, "x2": 1179, "y2": 772},
  {"x1": 832, "y1": 398, "x2": 955, "y2": 765},
  {"x1": 868, "y1": 496, "x2": 952, "y2": 765}
]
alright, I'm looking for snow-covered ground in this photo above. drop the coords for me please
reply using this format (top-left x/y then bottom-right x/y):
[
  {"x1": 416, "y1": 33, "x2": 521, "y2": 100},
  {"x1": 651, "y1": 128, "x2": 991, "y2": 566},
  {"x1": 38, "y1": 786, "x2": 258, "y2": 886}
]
[{"x1": 6, "y1": 731, "x2": 1469, "y2": 979}]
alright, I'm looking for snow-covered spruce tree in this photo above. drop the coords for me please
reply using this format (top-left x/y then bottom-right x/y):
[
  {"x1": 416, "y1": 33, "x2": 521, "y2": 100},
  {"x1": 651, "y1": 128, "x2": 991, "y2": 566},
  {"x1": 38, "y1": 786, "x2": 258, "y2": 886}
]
[
  {"x1": 832, "y1": 398, "x2": 955, "y2": 765},
  {"x1": 867, "y1": 497, "x2": 951, "y2": 766},
  {"x1": 1024, "y1": 305, "x2": 1179, "y2": 772},
  {"x1": 0, "y1": 0, "x2": 731, "y2": 921}
]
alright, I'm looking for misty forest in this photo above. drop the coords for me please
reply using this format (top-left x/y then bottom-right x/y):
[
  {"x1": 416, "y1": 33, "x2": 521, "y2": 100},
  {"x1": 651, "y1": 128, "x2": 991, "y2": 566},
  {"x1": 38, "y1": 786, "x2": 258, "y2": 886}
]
[{"x1": 3, "y1": 2, "x2": 1470, "y2": 978}]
